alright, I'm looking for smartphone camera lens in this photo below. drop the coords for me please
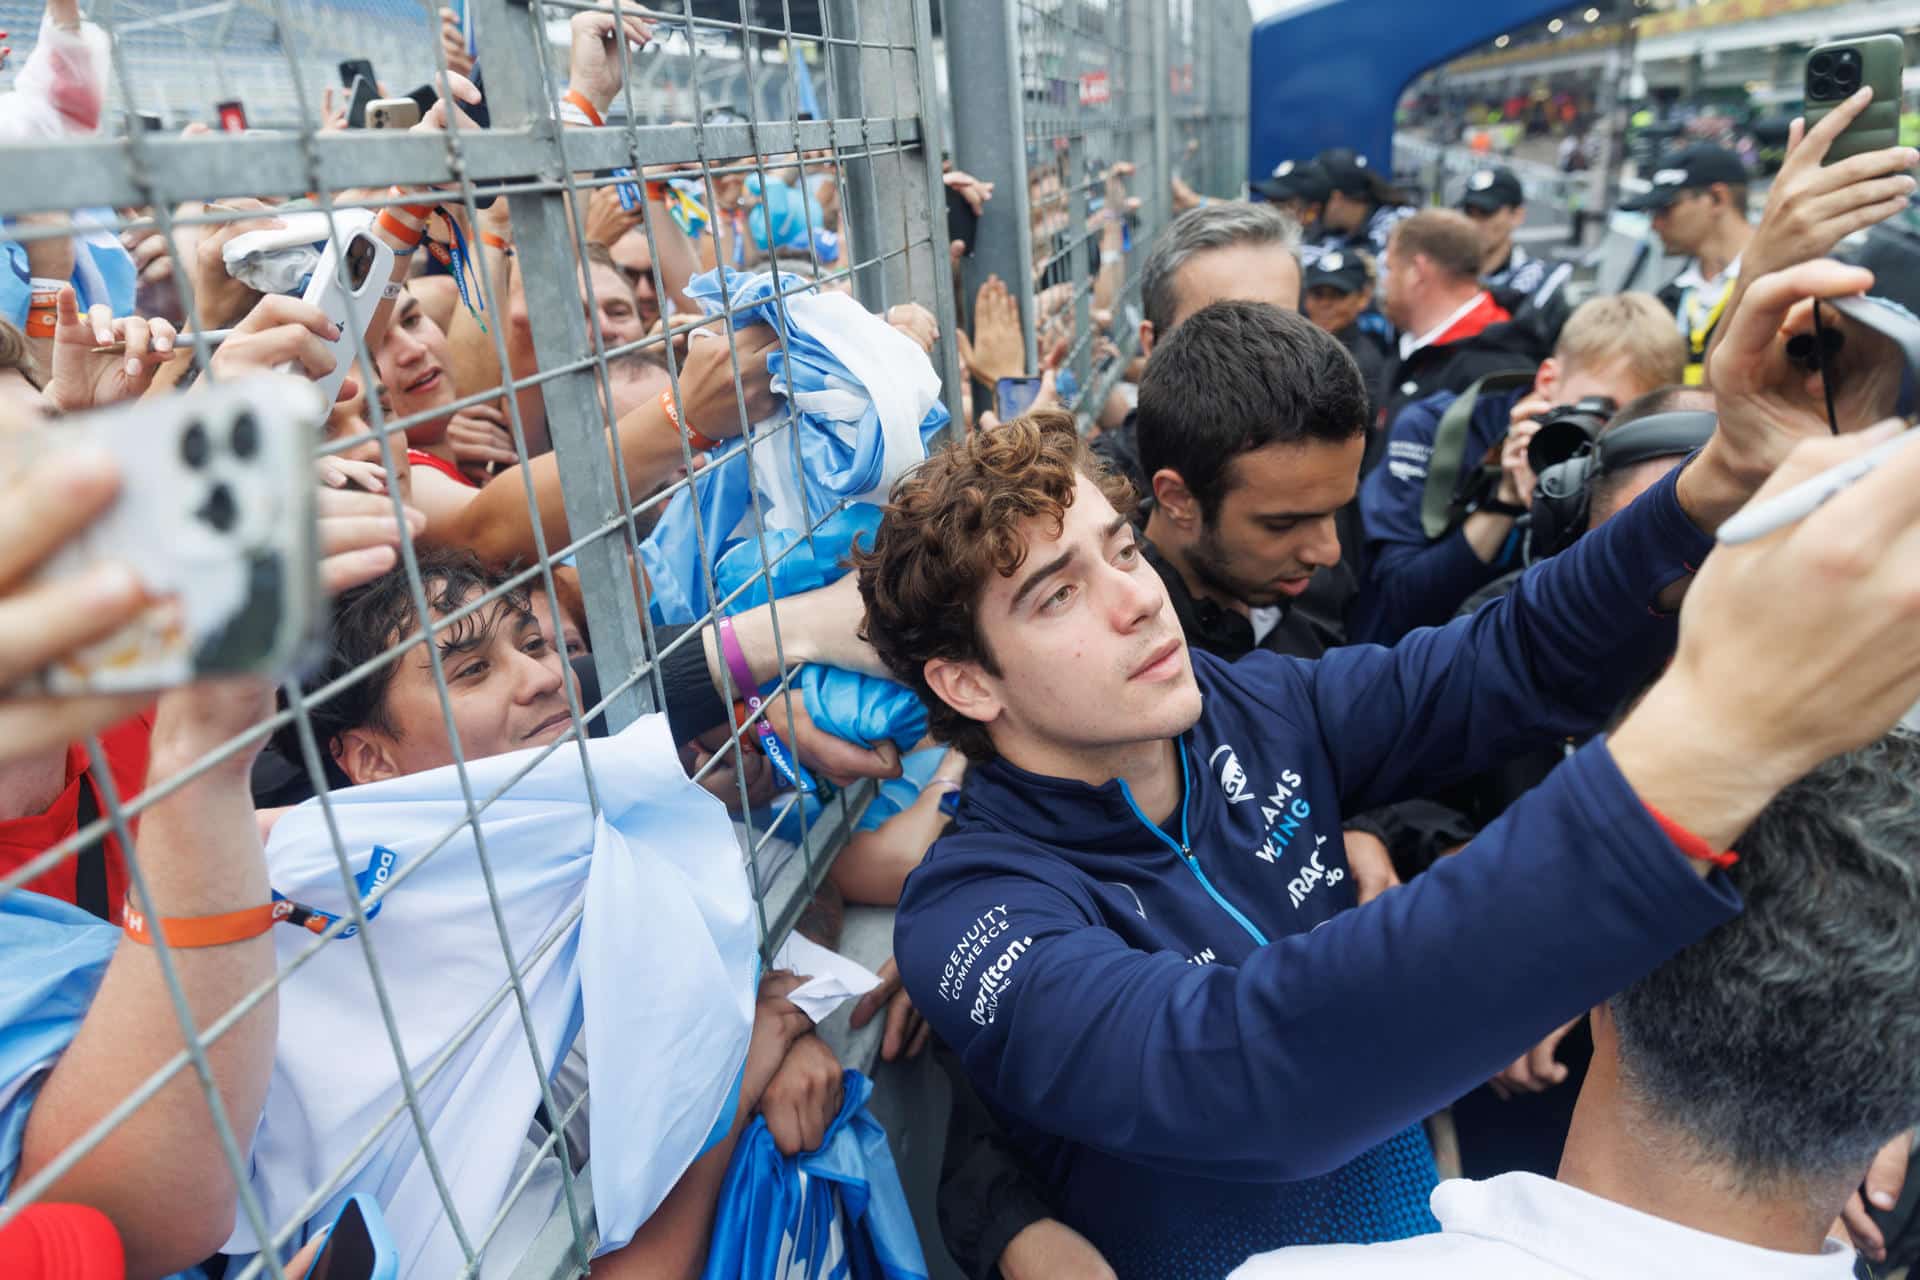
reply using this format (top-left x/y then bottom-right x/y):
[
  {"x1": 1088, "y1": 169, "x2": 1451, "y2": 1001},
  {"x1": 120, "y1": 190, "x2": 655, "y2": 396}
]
[
  {"x1": 230, "y1": 410, "x2": 259, "y2": 459},
  {"x1": 197, "y1": 483, "x2": 238, "y2": 533},
  {"x1": 1809, "y1": 52, "x2": 1834, "y2": 76},
  {"x1": 181, "y1": 421, "x2": 211, "y2": 469},
  {"x1": 1835, "y1": 55, "x2": 1861, "y2": 91},
  {"x1": 1810, "y1": 73, "x2": 1834, "y2": 99}
]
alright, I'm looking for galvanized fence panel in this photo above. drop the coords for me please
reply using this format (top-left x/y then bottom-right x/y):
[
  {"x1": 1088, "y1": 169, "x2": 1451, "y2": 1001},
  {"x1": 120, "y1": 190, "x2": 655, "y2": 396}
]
[
  {"x1": 945, "y1": 0, "x2": 1245, "y2": 433},
  {"x1": 0, "y1": 0, "x2": 950, "y2": 1275},
  {"x1": 0, "y1": 1, "x2": 1251, "y2": 1275}
]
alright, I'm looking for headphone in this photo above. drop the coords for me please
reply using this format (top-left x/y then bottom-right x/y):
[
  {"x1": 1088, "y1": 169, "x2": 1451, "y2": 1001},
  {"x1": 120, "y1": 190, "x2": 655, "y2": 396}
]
[{"x1": 1529, "y1": 410, "x2": 1718, "y2": 560}]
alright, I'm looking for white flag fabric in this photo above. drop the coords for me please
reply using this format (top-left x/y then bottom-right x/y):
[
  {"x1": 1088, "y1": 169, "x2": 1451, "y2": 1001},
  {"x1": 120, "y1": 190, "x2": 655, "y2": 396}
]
[{"x1": 224, "y1": 713, "x2": 757, "y2": 1273}]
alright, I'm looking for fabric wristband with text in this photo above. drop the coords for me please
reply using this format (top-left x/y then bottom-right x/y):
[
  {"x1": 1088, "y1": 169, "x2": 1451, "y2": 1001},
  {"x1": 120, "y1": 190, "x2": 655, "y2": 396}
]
[
  {"x1": 659, "y1": 388, "x2": 721, "y2": 451},
  {"x1": 717, "y1": 615, "x2": 810, "y2": 792}
]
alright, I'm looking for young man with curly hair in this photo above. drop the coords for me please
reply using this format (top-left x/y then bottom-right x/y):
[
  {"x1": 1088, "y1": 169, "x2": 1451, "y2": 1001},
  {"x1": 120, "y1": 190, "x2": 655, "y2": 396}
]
[{"x1": 852, "y1": 261, "x2": 1920, "y2": 1279}]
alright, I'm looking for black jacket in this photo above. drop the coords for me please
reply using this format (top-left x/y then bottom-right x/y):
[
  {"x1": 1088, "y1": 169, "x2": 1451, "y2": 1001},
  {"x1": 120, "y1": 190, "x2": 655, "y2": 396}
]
[{"x1": 1376, "y1": 312, "x2": 1551, "y2": 448}]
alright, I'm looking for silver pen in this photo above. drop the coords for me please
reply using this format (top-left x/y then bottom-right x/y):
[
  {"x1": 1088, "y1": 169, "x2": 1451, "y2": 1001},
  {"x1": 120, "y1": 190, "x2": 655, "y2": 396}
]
[{"x1": 1717, "y1": 427, "x2": 1920, "y2": 545}]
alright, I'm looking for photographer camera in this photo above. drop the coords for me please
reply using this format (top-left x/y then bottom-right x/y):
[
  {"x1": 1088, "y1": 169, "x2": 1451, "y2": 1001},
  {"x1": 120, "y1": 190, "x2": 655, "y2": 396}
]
[{"x1": 1356, "y1": 292, "x2": 1684, "y2": 643}]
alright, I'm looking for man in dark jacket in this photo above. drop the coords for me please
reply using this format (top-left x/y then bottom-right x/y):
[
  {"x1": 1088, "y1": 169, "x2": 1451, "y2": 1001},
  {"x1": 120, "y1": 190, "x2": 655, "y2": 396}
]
[
  {"x1": 1353, "y1": 291, "x2": 1685, "y2": 644},
  {"x1": 855, "y1": 257, "x2": 1920, "y2": 1279},
  {"x1": 1457, "y1": 164, "x2": 1573, "y2": 344},
  {"x1": 1374, "y1": 209, "x2": 1552, "y2": 435}
]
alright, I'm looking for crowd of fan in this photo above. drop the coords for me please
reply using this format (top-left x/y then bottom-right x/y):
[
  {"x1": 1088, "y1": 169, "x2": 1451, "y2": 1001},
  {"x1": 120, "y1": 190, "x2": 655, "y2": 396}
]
[{"x1": 4, "y1": 1, "x2": 1920, "y2": 1278}]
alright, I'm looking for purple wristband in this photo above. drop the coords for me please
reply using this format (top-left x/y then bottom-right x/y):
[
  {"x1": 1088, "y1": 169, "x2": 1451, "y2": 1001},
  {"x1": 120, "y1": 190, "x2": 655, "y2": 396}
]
[{"x1": 717, "y1": 615, "x2": 811, "y2": 792}]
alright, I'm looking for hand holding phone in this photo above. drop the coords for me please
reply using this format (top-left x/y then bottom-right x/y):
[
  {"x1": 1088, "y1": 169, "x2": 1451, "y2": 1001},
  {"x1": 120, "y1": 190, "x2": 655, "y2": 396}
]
[
  {"x1": 295, "y1": 222, "x2": 395, "y2": 406},
  {"x1": 16, "y1": 375, "x2": 325, "y2": 695},
  {"x1": 995, "y1": 376, "x2": 1045, "y2": 421},
  {"x1": 345, "y1": 75, "x2": 379, "y2": 129},
  {"x1": 1805, "y1": 36, "x2": 1905, "y2": 164},
  {"x1": 364, "y1": 98, "x2": 422, "y2": 131}
]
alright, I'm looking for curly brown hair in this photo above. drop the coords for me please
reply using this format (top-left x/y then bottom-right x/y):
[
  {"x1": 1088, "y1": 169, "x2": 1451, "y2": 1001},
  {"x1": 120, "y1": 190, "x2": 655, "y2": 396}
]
[{"x1": 854, "y1": 409, "x2": 1135, "y2": 762}]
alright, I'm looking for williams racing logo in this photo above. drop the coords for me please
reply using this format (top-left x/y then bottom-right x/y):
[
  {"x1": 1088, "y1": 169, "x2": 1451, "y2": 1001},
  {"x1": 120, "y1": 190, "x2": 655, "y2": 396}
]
[
  {"x1": 1252, "y1": 769, "x2": 1311, "y2": 865},
  {"x1": 1211, "y1": 744, "x2": 1255, "y2": 804}
]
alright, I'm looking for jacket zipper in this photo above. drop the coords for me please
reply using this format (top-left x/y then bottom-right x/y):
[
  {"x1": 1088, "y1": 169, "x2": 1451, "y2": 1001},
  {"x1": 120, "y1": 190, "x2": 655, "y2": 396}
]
[{"x1": 1118, "y1": 740, "x2": 1270, "y2": 947}]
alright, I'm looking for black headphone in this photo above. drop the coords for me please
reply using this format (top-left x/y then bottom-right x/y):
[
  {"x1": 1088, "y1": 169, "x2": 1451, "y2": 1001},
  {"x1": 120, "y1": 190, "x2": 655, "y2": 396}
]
[{"x1": 1529, "y1": 410, "x2": 1718, "y2": 560}]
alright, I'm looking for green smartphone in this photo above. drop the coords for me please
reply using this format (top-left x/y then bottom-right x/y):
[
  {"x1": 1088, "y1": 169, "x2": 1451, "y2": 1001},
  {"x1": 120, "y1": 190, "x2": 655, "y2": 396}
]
[{"x1": 1804, "y1": 35, "x2": 1905, "y2": 164}]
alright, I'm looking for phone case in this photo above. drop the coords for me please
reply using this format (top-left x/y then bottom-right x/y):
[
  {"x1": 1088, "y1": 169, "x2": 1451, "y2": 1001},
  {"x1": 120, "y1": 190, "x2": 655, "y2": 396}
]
[
  {"x1": 365, "y1": 99, "x2": 422, "y2": 131},
  {"x1": 296, "y1": 216, "x2": 395, "y2": 406},
  {"x1": 21, "y1": 376, "x2": 324, "y2": 694},
  {"x1": 1805, "y1": 35, "x2": 1905, "y2": 164}
]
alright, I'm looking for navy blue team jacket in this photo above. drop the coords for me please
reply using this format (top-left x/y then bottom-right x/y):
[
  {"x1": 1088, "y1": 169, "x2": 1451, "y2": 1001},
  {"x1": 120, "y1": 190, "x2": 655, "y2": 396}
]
[
  {"x1": 1353, "y1": 384, "x2": 1528, "y2": 645},
  {"x1": 894, "y1": 465, "x2": 1742, "y2": 1280}
]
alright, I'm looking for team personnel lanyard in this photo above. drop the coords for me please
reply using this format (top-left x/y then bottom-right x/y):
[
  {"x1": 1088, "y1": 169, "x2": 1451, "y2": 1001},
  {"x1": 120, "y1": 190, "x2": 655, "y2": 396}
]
[{"x1": 1683, "y1": 276, "x2": 1736, "y2": 386}]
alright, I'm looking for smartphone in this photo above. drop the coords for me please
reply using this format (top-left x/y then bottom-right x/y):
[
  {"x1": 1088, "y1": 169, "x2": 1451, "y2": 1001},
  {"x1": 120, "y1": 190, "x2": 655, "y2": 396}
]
[
  {"x1": 407, "y1": 69, "x2": 491, "y2": 131},
  {"x1": 337, "y1": 58, "x2": 377, "y2": 91},
  {"x1": 345, "y1": 75, "x2": 379, "y2": 129},
  {"x1": 136, "y1": 111, "x2": 165, "y2": 134},
  {"x1": 995, "y1": 376, "x2": 1044, "y2": 420},
  {"x1": 18, "y1": 376, "x2": 323, "y2": 695},
  {"x1": 307, "y1": 1194, "x2": 398, "y2": 1280},
  {"x1": 1804, "y1": 35, "x2": 1905, "y2": 164},
  {"x1": 364, "y1": 98, "x2": 422, "y2": 131},
  {"x1": 296, "y1": 224, "x2": 395, "y2": 407},
  {"x1": 215, "y1": 99, "x2": 248, "y2": 133},
  {"x1": 946, "y1": 184, "x2": 979, "y2": 258}
]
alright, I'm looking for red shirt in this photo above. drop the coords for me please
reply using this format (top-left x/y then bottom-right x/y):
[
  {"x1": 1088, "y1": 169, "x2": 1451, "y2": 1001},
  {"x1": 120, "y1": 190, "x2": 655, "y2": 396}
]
[
  {"x1": 0, "y1": 712, "x2": 154, "y2": 923},
  {"x1": 408, "y1": 448, "x2": 481, "y2": 489}
]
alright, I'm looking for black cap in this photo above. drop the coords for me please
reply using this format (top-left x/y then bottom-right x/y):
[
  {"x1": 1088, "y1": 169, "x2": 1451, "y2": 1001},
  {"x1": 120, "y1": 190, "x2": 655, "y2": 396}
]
[
  {"x1": 1458, "y1": 166, "x2": 1524, "y2": 213},
  {"x1": 1619, "y1": 144, "x2": 1750, "y2": 211},
  {"x1": 1315, "y1": 147, "x2": 1377, "y2": 198},
  {"x1": 1252, "y1": 159, "x2": 1331, "y2": 205},
  {"x1": 1303, "y1": 249, "x2": 1368, "y2": 295}
]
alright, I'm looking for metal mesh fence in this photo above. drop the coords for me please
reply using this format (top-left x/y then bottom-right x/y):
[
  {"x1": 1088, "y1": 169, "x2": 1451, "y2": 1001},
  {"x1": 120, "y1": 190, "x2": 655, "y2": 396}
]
[
  {"x1": 945, "y1": 0, "x2": 1248, "y2": 431},
  {"x1": 0, "y1": 1, "x2": 1244, "y2": 1276}
]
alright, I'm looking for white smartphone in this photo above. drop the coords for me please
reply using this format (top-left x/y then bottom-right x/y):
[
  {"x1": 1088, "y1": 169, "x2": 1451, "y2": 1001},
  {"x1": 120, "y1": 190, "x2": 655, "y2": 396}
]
[
  {"x1": 364, "y1": 98, "x2": 422, "y2": 131},
  {"x1": 20, "y1": 375, "x2": 325, "y2": 693},
  {"x1": 296, "y1": 217, "x2": 395, "y2": 407}
]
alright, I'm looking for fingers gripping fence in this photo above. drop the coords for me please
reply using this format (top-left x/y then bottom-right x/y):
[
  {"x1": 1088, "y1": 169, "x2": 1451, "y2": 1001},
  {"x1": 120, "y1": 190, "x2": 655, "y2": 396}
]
[
  {"x1": 0, "y1": 0, "x2": 953, "y2": 1275},
  {"x1": 944, "y1": 0, "x2": 1248, "y2": 431}
]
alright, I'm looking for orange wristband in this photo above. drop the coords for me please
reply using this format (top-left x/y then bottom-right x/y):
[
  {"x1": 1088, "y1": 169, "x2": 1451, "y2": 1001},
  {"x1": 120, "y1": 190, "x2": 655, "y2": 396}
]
[
  {"x1": 23, "y1": 306, "x2": 56, "y2": 338},
  {"x1": 376, "y1": 209, "x2": 428, "y2": 252},
  {"x1": 124, "y1": 898, "x2": 285, "y2": 948},
  {"x1": 659, "y1": 388, "x2": 721, "y2": 452},
  {"x1": 645, "y1": 180, "x2": 672, "y2": 204},
  {"x1": 563, "y1": 89, "x2": 605, "y2": 128},
  {"x1": 480, "y1": 230, "x2": 512, "y2": 254},
  {"x1": 387, "y1": 186, "x2": 435, "y2": 222}
]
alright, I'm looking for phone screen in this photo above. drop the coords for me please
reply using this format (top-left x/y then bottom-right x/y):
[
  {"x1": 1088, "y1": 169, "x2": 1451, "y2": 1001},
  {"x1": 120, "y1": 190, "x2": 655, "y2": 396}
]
[
  {"x1": 215, "y1": 100, "x2": 248, "y2": 133},
  {"x1": 308, "y1": 1199, "x2": 377, "y2": 1280},
  {"x1": 996, "y1": 377, "x2": 1044, "y2": 420}
]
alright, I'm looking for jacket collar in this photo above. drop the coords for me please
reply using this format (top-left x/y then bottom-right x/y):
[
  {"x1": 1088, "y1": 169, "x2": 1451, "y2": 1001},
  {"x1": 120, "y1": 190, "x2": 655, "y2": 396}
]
[{"x1": 956, "y1": 733, "x2": 1196, "y2": 860}]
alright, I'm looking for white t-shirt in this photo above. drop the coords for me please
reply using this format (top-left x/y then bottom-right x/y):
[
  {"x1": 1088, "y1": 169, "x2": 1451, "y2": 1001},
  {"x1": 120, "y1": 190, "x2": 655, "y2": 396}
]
[{"x1": 1229, "y1": 1172, "x2": 1857, "y2": 1280}]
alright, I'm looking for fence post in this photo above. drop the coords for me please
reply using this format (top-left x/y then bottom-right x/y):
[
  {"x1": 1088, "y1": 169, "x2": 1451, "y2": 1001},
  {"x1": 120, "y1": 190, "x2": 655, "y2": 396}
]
[
  {"x1": 470, "y1": 0, "x2": 657, "y2": 732},
  {"x1": 823, "y1": 0, "x2": 889, "y2": 311},
  {"x1": 1149, "y1": 1, "x2": 1173, "y2": 237},
  {"x1": 945, "y1": 0, "x2": 1038, "y2": 375}
]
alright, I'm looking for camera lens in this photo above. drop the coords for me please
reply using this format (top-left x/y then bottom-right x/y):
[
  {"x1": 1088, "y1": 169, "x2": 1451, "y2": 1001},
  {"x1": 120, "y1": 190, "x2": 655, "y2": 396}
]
[
  {"x1": 1809, "y1": 52, "x2": 1833, "y2": 75},
  {"x1": 1835, "y1": 61, "x2": 1861, "y2": 91},
  {"x1": 197, "y1": 483, "x2": 238, "y2": 533},
  {"x1": 230, "y1": 410, "x2": 259, "y2": 459},
  {"x1": 1810, "y1": 73, "x2": 1834, "y2": 99},
  {"x1": 181, "y1": 421, "x2": 211, "y2": 469}
]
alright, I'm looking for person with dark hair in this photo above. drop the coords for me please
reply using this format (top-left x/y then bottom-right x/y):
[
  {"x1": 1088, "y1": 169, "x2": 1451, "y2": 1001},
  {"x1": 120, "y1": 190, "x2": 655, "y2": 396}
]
[
  {"x1": 1235, "y1": 733, "x2": 1920, "y2": 1279},
  {"x1": 1457, "y1": 165, "x2": 1573, "y2": 343},
  {"x1": 856, "y1": 254, "x2": 1920, "y2": 1278},
  {"x1": 1250, "y1": 161, "x2": 1331, "y2": 260},
  {"x1": 1133, "y1": 301, "x2": 1364, "y2": 660},
  {"x1": 273, "y1": 546, "x2": 896, "y2": 794},
  {"x1": 1089, "y1": 202, "x2": 1302, "y2": 497},
  {"x1": 1620, "y1": 145, "x2": 1754, "y2": 386},
  {"x1": 1356, "y1": 292, "x2": 1685, "y2": 644},
  {"x1": 1300, "y1": 250, "x2": 1394, "y2": 422},
  {"x1": 1313, "y1": 148, "x2": 1415, "y2": 260}
]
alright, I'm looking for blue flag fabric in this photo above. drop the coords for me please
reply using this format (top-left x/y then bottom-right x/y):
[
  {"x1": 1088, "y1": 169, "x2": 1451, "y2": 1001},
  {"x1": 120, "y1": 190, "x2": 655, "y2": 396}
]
[
  {"x1": 702, "y1": 1070, "x2": 928, "y2": 1280},
  {"x1": 0, "y1": 892, "x2": 118, "y2": 1197},
  {"x1": 640, "y1": 268, "x2": 947, "y2": 624}
]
